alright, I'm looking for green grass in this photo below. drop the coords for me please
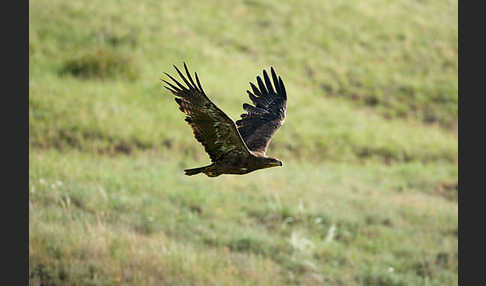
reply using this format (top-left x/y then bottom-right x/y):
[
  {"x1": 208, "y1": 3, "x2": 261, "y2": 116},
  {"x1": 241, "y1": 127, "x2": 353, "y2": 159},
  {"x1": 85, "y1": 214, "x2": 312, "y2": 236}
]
[
  {"x1": 30, "y1": 151, "x2": 457, "y2": 285},
  {"x1": 29, "y1": 0, "x2": 457, "y2": 285}
]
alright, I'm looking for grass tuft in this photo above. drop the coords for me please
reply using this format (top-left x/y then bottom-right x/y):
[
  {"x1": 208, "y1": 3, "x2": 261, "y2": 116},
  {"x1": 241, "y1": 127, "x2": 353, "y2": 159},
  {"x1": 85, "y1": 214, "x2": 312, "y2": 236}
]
[{"x1": 59, "y1": 47, "x2": 138, "y2": 81}]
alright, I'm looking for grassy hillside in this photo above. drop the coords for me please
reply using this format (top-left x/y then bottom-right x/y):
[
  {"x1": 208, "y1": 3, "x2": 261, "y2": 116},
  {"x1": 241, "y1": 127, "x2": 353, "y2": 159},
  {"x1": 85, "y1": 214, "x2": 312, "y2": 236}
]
[{"x1": 29, "y1": 0, "x2": 458, "y2": 285}]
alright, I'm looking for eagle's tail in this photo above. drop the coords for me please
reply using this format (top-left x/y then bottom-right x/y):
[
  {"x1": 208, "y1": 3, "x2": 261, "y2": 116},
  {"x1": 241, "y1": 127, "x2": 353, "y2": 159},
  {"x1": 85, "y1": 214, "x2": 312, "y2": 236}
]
[{"x1": 184, "y1": 166, "x2": 208, "y2": 176}]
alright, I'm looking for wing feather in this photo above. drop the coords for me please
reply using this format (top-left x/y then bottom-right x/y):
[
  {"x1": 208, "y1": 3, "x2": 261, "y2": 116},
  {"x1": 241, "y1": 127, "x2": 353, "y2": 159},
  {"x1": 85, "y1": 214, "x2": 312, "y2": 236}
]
[
  {"x1": 236, "y1": 67, "x2": 287, "y2": 154},
  {"x1": 163, "y1": 63, "x2": 251, "y2": 162}
]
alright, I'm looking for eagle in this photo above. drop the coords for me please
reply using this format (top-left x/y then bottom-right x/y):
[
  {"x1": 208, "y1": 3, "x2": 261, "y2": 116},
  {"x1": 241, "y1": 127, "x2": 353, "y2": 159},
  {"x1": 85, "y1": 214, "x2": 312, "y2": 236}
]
[{"x1": 163, "y1": 63, "x2": 287, "y2": 177}]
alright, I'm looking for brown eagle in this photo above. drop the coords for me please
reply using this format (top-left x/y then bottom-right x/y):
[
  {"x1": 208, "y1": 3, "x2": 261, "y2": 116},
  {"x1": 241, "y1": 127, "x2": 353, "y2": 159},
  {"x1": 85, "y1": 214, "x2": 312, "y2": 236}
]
[{"x1": 163, "y1": 63, "x2": 287, "y2": 177}]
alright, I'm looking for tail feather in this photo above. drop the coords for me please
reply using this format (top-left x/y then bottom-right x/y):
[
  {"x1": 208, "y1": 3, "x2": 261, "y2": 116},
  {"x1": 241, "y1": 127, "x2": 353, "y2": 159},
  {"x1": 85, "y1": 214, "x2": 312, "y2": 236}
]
[{"x1": 184, "y1": 166, "x2": 207, "y2": 176}]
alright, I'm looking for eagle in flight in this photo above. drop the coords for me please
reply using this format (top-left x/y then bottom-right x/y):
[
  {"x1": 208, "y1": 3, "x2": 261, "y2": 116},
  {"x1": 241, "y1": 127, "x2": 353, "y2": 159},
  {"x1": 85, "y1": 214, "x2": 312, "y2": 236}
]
[{"x1": 163, "y1": 63, "x2": 287, "y2": 177}]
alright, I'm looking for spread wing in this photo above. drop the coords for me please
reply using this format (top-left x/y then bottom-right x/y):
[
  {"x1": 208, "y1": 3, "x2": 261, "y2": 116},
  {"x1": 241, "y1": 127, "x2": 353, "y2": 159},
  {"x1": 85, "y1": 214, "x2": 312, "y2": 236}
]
[
  {"x1": 163, "y1": 63, "x2": 251, "y2": 162},
  {"x1": 236, "y1": 67, "x2": 287, "y2": 154}
]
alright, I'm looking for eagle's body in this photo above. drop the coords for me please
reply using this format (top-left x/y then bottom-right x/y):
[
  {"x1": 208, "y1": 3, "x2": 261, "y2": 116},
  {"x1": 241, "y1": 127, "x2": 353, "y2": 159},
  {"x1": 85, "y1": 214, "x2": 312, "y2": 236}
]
[
  {"x1": 163, "y1": 63, "x2": 287, "y2": 177},
  {"x1": 184, "y1": 151, "x2": 280, "y2": 177}
]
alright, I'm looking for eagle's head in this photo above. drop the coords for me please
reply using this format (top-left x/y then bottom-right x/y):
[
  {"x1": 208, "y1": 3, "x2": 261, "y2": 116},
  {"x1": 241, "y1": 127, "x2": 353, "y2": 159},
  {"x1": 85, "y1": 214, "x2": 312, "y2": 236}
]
[{"x1": 261, "y1": 157, "x2": 283, "y2": 168}]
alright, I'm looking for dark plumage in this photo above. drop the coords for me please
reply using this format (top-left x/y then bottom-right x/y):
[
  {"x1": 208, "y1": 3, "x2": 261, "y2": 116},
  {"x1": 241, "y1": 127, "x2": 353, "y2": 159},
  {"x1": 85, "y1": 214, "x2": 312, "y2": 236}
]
[{"x1": 163, "y1": 63, "x2": 287, "y2": 177}]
